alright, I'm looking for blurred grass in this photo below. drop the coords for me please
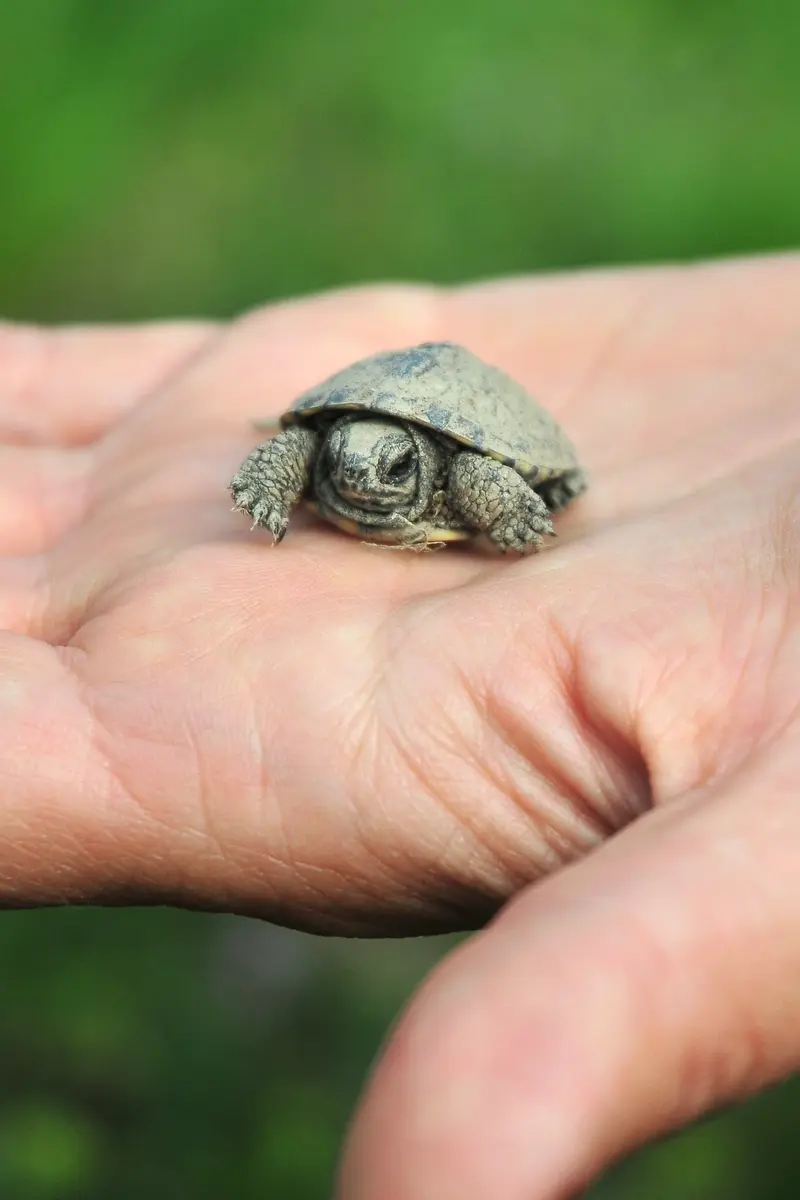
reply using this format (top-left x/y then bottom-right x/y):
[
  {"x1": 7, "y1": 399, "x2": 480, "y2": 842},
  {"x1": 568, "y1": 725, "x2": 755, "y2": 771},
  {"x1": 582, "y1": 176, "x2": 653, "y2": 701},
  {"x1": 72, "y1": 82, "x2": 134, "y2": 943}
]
[
  {"x1": 0, "y1": 907, "x2": 455, "y2": 1199},
  {"x1": 2, "y1": 0, "x2": 800, "y2": 320},
  {"x1": 1, "y1": 1, "x2": 799, "y2": 1196}
]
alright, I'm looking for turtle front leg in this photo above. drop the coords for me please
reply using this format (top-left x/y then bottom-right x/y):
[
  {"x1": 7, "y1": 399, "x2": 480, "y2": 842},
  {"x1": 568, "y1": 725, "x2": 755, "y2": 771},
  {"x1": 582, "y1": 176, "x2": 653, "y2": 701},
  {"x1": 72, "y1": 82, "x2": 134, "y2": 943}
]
[
  {"x1": 230, "y1": 425, "x2": 319, "y2": 542},
  {"x1": 448, "y1": 451, "x2": 554, "y2": 554}
]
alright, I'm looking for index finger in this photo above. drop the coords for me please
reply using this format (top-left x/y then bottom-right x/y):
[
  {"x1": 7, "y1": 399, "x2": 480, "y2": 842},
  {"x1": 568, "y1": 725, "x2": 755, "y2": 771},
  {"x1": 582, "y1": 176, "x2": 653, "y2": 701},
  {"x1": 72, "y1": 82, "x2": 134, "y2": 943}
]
[{"x1": 0, "y1": 319, "x2": 216, "y2": 446}]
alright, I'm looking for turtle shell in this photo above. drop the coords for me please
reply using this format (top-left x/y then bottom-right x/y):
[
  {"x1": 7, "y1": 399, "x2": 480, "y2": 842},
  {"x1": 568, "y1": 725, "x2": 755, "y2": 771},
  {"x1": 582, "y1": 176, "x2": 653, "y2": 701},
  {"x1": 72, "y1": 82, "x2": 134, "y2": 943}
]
[{"x1": 279, "y1": 341, "x2": 579, "y2": 482}]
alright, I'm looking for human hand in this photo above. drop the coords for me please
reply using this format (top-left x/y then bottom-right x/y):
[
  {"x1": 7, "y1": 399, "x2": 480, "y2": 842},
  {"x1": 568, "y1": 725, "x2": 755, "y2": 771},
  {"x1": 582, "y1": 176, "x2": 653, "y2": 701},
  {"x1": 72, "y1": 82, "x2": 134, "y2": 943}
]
[{"x1": 0, "y1": 255, "x2": 798, "y2": 1197}]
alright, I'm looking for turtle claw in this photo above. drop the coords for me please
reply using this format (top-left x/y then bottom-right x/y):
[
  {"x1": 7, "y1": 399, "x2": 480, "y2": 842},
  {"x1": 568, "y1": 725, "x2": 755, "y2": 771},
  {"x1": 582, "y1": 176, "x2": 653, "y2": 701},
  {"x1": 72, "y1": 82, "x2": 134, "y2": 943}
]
[
  {"x1": 230, "y1": 425, "x2": 319, "y2": 546},
  {"x1": 250, "y1": 500, "x2": 289, "y2": 543}
]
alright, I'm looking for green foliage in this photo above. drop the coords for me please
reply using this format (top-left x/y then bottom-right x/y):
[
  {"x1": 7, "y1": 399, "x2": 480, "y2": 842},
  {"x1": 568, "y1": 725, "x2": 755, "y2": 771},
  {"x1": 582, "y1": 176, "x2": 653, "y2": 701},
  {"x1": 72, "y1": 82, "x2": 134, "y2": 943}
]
[
  {"x1": 0, "y1": 1102, "x2": 105, "y2": 1197},
  {"x1": 0, "y1": 2, "x2": 798, "y2": 1195},
  {"x1": 0, "y1": 908, "x2": 452, "y2": 1199},
  {"x1": 1, "y1": 0, "x2": 799, "y2": 320}
]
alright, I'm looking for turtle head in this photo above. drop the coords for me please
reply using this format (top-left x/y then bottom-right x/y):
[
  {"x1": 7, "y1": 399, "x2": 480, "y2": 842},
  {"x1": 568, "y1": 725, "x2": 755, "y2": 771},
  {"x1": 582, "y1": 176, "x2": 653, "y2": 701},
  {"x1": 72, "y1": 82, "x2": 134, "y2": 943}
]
[{"x1": 320, "y1": 415, "x2": 436, "y2": 515}]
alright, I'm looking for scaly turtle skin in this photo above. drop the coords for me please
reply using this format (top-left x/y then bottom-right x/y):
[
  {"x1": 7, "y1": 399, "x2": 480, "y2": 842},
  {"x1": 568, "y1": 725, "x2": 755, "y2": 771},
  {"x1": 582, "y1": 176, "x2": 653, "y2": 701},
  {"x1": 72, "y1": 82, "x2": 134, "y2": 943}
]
[{"x1": 230, "y1": 341, "x2": 587, "y2": 553}]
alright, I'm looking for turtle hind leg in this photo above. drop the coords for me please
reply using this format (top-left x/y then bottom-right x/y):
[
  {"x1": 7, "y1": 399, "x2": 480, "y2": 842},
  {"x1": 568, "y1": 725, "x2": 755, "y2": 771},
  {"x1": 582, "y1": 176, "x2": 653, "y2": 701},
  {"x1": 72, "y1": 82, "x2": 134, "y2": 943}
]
[
  {"x1": 536, "y1": 467, "x2": 588, "y2": 513},
  {"x1": 230, "y1": 425, "x2": 319, "y2": 542},
  {"x1": 447, "y1": 451, "x2": 554, "y2": 554}
]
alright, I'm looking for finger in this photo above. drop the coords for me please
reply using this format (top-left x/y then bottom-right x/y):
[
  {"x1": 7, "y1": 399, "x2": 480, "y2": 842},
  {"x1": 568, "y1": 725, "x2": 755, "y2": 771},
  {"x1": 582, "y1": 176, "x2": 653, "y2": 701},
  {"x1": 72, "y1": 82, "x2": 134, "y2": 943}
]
[
  {"x1": 94, "y1": 285, "x2": 442, "y2": 458},
  {"x1": 446, "y1": 253, "x2": 800, "y2": 473},
  {"x1": 95, "y1": 274, "x2": 658, "y2": 463},
  {"x1": 0, "y1": 320, "x2": 216, "y2": 446},
  {"x1": 337, "y1": 727, "x2": 800, "y2": 1200},
  {"x1": 0, "y1": 445, "x2": 91, "y2": 554}
]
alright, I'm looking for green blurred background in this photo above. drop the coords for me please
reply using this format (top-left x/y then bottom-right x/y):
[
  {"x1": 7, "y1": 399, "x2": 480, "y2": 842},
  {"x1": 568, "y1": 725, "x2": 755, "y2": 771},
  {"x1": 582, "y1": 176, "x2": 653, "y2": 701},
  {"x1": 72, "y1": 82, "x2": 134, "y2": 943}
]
[{"x1": 1, "y1": 1, "x2": 799, "y2": 1196}]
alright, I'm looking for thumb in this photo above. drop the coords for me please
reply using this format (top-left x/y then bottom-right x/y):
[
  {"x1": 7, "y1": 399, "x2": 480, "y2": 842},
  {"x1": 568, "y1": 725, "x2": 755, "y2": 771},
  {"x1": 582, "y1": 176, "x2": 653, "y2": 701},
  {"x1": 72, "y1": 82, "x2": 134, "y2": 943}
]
[{"x1": 336, "y1": 726, "x2": 800, "y2": 1199}]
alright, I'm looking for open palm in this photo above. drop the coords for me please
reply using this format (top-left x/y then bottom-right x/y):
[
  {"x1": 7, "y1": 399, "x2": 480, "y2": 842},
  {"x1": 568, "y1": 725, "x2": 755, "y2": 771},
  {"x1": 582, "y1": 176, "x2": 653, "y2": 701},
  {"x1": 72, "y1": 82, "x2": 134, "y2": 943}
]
[{"x1": 2, "y1": 255, "x2": 799, "y2": 1198}]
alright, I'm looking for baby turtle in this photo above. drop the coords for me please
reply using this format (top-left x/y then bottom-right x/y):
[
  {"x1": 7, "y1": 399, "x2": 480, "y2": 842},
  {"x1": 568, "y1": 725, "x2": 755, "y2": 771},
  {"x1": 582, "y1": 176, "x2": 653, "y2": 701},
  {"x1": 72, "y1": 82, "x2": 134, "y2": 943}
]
[{"x1": 230, "y1": 341, "x2": 586, "y2": 553}]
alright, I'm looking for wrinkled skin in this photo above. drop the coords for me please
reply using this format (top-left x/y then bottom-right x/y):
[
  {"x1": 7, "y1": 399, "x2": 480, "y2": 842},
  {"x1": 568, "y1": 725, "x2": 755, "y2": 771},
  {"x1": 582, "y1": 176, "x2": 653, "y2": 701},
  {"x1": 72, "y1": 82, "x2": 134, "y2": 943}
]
[
  {"x1": 0, "y1": 255, "x2": 799, "y2": 1200},
  {"x1": 312, "y1": 414, "x2": 447, "y2": 540},
  {"x1": 321, "y1": 416, "x2": 425, "y2": 512}
]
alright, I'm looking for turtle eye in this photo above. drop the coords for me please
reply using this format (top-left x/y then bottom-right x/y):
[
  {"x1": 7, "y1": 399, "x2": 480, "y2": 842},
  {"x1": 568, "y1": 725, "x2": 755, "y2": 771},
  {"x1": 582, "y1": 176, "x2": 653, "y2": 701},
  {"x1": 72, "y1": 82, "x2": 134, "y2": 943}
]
[{"x1": 386, "y1": 450, "x2": 414, "y2": 481}]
